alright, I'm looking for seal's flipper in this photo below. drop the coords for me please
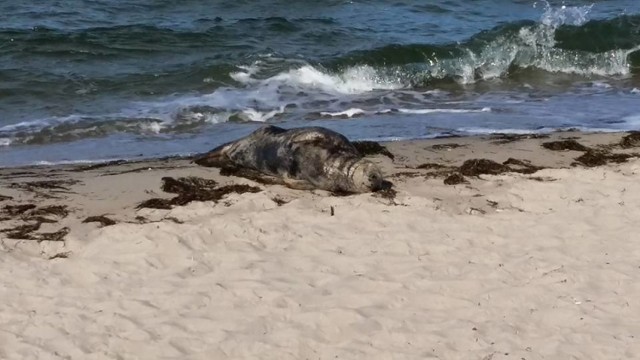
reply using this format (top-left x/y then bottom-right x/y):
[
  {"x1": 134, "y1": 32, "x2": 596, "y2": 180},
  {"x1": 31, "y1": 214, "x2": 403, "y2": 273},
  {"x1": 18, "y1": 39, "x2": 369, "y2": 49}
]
[
  {"x1": 220, "y1": 166, "x2": 285, "y2": 186},
  {"x1": 193, "y1": 141, "x2": 234, "y2": 167},
  {"x1": 282, "y1": 178, "x2": 316, "y2": 191},
  {"x1": 193, "y1": 151, "x2": 227, "y2": 167},
  {"x1": 221, "y1": 166, "x2": 314, "y2": 190}
]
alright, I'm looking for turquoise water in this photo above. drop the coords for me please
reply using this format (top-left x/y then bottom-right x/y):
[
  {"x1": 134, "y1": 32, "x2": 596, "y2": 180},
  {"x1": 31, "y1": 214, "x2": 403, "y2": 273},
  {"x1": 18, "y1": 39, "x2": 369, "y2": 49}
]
[{"x1": 1, "y1": 0, "x2": 640, "y2": 166}]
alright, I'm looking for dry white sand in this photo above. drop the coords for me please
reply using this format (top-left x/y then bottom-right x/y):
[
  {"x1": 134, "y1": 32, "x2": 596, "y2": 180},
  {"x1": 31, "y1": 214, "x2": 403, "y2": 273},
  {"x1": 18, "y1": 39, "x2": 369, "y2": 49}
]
[{"x1": 1, "y1": 132, "x2": 640, "y2": 359}]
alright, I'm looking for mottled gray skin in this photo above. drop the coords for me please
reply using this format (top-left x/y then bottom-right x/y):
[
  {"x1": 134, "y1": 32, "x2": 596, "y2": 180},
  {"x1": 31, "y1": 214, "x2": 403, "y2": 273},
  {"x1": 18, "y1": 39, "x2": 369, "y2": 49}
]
[{"x1": 195, "y1": 126, "x2": 384, "y2": 193}]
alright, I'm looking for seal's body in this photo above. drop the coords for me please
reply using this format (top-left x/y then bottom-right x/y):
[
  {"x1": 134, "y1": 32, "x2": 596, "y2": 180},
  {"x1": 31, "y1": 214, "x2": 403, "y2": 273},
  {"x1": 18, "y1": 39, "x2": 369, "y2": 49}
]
[{"x1": 195, "y1": 126, "x2": 384, "y2": 193}]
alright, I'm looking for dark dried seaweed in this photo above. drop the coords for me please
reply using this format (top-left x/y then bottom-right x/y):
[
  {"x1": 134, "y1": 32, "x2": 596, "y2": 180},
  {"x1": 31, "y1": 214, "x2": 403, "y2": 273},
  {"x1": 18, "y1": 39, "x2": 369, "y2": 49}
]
[{"x1": 137, "y1": 177, "x2": 262, "y2": 209}]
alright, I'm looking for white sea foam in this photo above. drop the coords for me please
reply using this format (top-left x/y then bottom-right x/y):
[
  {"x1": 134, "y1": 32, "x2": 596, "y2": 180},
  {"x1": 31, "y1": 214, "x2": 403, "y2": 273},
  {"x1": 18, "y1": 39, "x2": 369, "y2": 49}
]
[
  {"x1": 369, "y1": 133, "x2": 457, "y2": 142},
  {"x1": 0, "y1": 138, "x2": 12, "y2": 146},
  {"x1": 30, "y1": 157, "x2": 138, "y2": 166},
  {"x1": 239, "y1": 106, "x2": 285, "y2": 122},
  {"x1": 208, "y1": 113, "x2": 232, "y2": 124},
  {"x1": 176, "y1": 110, "x2": 231, "y2": 125},
  {"x1": 422, "y1": 89, "x2": 447, "y2": 96},
  {"x1": 539, "y1": 2, "x2": 592, "y2": 27},
  {"x1": 397, "y1": 107, "x2": 491, "y2": 114},
  {"x1": 632, "y1": 88, "x2": 640, "y2": 94},
  {"x1": 591, "y1": 81, "x2": 612, "y2": 89},
  {"x1": 456, "y1": 127, "x2": 550, "y2": 135},
  {"x1": 233, "y1": 63, "x2": 404, "y2": 94},
  {"x1": 138, "y1": 121, "x2": 164, "y2": 134},
  {"x1": 319, "y1": 107, "x2": 490, "y2": 118},
  {"x1": 320, "y1": 108, "x2": 368, "y2": 118},
  {"x1": 458, "y1": 126, "x2": 624, "y2": 135},
  {"x1": 0, "y1": 119, "x2": 54, "y2": 132},
  {"x1": 229, "y1": 63, "x2": 262, "y2": 83}
]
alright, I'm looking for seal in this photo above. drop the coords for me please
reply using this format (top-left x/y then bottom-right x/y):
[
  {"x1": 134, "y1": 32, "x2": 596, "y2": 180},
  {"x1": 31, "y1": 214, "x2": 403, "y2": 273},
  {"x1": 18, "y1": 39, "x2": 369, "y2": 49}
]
[{"x1": 194, "y1": 125, "x2": 386, "y2": 193}]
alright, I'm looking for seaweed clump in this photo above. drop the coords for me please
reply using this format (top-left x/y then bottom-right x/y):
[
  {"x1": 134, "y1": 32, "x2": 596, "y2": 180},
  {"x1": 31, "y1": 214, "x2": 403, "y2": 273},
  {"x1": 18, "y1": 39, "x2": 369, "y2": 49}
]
[
  {"x1": 502, "y1": 158, "x2": 543, "y2": 174},
  {"x1": 444, "y1": 173, "x2": 467, "y2": 185},
  {"x1": 491, "y1": 133, "x2": 549, "y2": 144},
  {"x1": 137, "y1": 176, "x2": 262, "y2": 209},
  {"x1": 619, "y1": 132, "x2": 640, "y2": 148},
  {"x1": 0, "y1": 222, "x2": 69, "y2": 242},
  {"x1": 83, "y1": 215, "x2": 117, "y2": 227},
  {"x1": 542, "y1": 140, "x2": 590, "y2": 151},
  {"x1": 30, "y1": 205, "x2": 69, "y2": 218},
  {"x1": 459, "y1": 159, "x2": 511, "y2": 176},
  {"x1": 541, "y1": 136, "x2": 638, "y2": 167},
  {"x1": 1, "y1": 204, "x2": 69, "y2": 223},
  {"x1": 414, "y1": 163, "x2": 458, "y2": 181},
  {"x1": 374, "y1": 187, "x2": 397, "y2": 201},
  {"x1": 440, "y1": 158, "x2": 544, "y2": 185},
  {"x1": 37, "y1": 227, "x2": 70, "y2": 242},
  {"x1": 8, "y1": 179, "x2": 79, "y2": 199},
  {"x1": 0, "y1": 202, "x2": 71, "y2": 241},
  {"x1": 161, "y1": 176, "x2": 218, "y2": 195},
  {"x1": 2, "y1": 204, "x2": 36, "y2": 216},
  {"x1": 1, "y1": 222, "x2": 41, "y2": 239},
  {"x1": 416, "y1": 163, "x2": 449, "y2": 170},
  {"x1": 10, "y1": 179, "x2": 78, "y2": 191},
  {"x1": 431, "y1": 143, "x2": 465, "y2": 150},
  {"x1": 137, "y1": 198, "x2": 174, "y2": 210},
  {"x1": 271, "y1": 196, "x2": 289, "y2": 206},
  {"x1": 573, "y1": 150, "x2": 634, "y2": 167}
]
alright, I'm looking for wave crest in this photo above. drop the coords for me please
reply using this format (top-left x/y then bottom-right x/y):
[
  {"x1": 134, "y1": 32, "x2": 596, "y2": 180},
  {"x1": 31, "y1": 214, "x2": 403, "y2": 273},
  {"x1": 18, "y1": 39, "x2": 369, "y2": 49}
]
[
  {"x1": 232, "y1": 63, "x2": 404, "y2": 94},
  {"x1": 330, "y1": 6, "x2": 640, "y2": 85}
]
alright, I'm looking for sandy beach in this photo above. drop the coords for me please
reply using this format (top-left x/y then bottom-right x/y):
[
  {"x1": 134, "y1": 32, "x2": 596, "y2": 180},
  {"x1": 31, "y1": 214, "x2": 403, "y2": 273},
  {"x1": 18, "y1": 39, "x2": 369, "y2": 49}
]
[{"x1": 1, "y1": 130, "x2": 640, "y2": 359}]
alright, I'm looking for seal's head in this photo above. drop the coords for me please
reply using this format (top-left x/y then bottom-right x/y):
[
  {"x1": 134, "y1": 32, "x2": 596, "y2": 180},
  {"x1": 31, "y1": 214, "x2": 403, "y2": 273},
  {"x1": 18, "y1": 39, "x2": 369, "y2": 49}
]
[{"x1": 348, "y1": 160, "x2": 385, "y2": 193}]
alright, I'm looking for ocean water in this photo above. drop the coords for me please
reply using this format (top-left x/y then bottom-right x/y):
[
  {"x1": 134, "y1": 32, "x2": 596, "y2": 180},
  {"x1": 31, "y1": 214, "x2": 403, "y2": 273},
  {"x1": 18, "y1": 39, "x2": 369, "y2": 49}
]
[{"x1": 1, "y1": 0, "x2": 640, "y2": 166}]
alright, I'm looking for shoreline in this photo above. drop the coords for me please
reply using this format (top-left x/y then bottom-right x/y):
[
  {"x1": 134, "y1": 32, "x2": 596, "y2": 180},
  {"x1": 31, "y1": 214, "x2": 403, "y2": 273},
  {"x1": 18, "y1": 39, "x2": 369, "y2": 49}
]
[
  {"x1": 1, "y1": 130, "x2": 640, "y2": 359},
  {"x1": 1, "y1": 127, "x2": 635, "y2": 170}
]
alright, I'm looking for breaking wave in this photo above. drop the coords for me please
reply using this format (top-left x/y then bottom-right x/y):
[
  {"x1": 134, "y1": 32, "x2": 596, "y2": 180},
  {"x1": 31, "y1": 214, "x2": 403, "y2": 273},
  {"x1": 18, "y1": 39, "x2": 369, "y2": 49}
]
[{"x1": 329, "y1": 6, "x2": 640, "y2": 84}]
